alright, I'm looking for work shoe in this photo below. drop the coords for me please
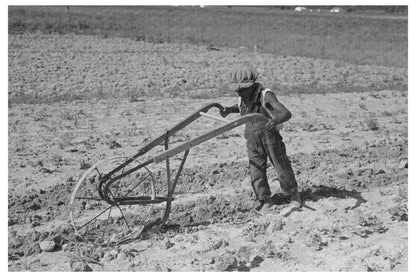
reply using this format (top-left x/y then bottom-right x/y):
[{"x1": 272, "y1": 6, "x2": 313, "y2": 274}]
[
  {"x1": 259, "y1": 197, "x2": 275, "y2": 213},
  {"x1": 281, "y1": 191, "x2": 302, "y2": 217}
]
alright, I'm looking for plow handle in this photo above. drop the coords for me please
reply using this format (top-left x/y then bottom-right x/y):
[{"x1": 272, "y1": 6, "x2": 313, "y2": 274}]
[
  {"x1": 102, "y1": 103, "x2": 225, "y2": 179},
  {"x1": 153, "y1": 113, "x2": 267, "y2": 163}
]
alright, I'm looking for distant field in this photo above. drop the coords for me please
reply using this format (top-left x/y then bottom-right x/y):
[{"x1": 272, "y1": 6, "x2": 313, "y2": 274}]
[{"x1": 8, "y1": 6, "x2": 407, "y2": 68}]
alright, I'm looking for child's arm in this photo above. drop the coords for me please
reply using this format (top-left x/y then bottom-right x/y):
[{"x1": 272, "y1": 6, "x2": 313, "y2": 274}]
[{"x1": 263, "y1": 91, "x2": 292, "y2": 130}]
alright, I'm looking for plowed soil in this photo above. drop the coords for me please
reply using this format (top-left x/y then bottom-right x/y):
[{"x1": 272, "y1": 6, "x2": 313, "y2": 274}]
[{"x1": 8, "y1": 33, "x2": 408, "y2": 271}]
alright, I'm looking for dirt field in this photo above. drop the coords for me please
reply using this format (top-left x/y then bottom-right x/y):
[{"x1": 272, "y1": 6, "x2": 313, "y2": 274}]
[{"x1": 8, "y1": 33, "x2": 408, "y2": 271}]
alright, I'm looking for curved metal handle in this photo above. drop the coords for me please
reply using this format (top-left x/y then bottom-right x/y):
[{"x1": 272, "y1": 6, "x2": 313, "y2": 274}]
[
  {"x1": 100, "y1": 103, "x2": 225, "y2": 182},
  {"x1": 153, "y1": 113, "x2": 268, "y2": 163},
  {"x1": 134, "y1": 102, "x2": 225, "y2": 159}
]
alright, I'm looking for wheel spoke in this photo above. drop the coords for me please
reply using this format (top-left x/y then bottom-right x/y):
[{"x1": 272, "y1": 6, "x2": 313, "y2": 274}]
[
  {"x1": 109, "y1": 191, "x2": 131, "y2": 232},
  {"x1": 116, "y1": 205, "x2": 131, "y2": 231},
  {"x1": 101, "y1": 206, "x2": 113, "y2": 242},
  {"x1": 121, "y1": 173, "x2": 151, "y2": 198},
  {"x1": 95, "y1": 168, "x2": 102, "y2": 178},
  {"x1": 78, "y1": 205, "x2": 113, "y2": 231}
]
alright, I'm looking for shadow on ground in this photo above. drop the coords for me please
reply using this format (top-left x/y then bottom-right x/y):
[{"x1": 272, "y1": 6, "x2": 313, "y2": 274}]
[{"x1": 270, "y1": 185, "x2": 367, "y2": 211}]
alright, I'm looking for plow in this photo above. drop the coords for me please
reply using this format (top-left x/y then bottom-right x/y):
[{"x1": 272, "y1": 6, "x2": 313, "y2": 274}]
[{"x1": 69, "y1": 103, "x2": 268, "y2": 245}]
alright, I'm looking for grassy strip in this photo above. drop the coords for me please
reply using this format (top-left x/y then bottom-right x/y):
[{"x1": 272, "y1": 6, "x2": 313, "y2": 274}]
[{"x1": 9, "y1": 6, "x2": 407, "y2": 68}]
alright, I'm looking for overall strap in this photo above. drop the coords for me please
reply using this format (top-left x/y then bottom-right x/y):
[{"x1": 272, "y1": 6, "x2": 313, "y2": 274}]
[{"x1": 261, "y1": 88, "x2": 272, "y2": 107}]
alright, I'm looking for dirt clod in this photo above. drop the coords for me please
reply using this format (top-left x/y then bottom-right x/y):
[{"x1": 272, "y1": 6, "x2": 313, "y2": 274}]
[
  {"x1": 270, "y1": 217, "x2": 285, "y2": 232},
  {"x1": 388, "y1": 204, "x2": 408, "y2": 221},
  {"x1": 215, "y1": 253, "x2": 238, "y2": 271},
  {"x1": 39, "y1": 240, "x2": 56, "y2": 252},
  {"x1": 10, "y1": 237, "x2": 24, "y2": 249},
  {"x1": 70, "y1": 260, "x2": 93, "y2": 272},
  {"x1": 163, "y1": 239, "x2": 174, "y2": 250},
  {"x1": 305, "y1": 230, "x2": 328, "y2": 251}
]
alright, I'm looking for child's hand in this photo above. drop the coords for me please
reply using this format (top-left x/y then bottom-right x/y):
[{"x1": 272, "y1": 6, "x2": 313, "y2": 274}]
[
  {"x1": 220, "y1": 107, "x2": 230, "y2": 117},
  {"x1": 265, "y1": 119, "x2": 279, "y2": 131}
]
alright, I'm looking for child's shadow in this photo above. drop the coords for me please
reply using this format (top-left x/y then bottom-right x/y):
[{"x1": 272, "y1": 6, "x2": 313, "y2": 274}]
[{"x1": 270, "y1": 185, "x2": 367, "y2": 211}]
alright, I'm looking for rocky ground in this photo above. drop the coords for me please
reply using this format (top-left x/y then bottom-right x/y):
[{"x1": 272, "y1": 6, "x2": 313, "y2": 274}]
[{"x1": 8, "y1": 33, "x2": 408, "y2": 271}]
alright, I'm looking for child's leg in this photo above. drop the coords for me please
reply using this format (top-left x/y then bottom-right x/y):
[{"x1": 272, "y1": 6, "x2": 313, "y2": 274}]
[
  {"x1": 245, "y1": 131, "x2": 271, "y2": 200},
  {"x1": 265, "y1": 131, "x2": 298, "y2": 195}
]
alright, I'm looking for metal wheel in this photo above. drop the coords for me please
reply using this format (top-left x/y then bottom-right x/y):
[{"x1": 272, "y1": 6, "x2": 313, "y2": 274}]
[{"x1": 69, "y1": 156, "x2": 159, "y2": 245}]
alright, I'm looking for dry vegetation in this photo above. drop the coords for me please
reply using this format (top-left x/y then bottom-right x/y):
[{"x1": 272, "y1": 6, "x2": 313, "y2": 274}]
[{"x1": 8, "y1": 33, "x2": 407, "y2": 105}]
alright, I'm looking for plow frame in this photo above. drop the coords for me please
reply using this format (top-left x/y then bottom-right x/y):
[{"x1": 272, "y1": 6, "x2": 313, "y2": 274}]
[{"x1": 70, "y1": 103, "x2": 268, "y2": 237}]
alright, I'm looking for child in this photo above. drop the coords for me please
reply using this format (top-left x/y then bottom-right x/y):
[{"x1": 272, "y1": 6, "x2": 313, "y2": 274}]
[{"x1": 220, "y1": 64, "x2": 301, "y2": 214}]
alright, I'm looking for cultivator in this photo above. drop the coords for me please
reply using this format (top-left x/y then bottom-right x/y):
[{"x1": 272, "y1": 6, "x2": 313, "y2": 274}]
[{"x1": 69, "y1": 103, "x2": 268, "y2": 245}]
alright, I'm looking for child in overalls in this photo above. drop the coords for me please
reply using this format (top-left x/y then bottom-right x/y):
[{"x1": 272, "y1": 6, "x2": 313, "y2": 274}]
[{"x1": 220, "y1": 65, "x2": 301, "y2": 214}]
